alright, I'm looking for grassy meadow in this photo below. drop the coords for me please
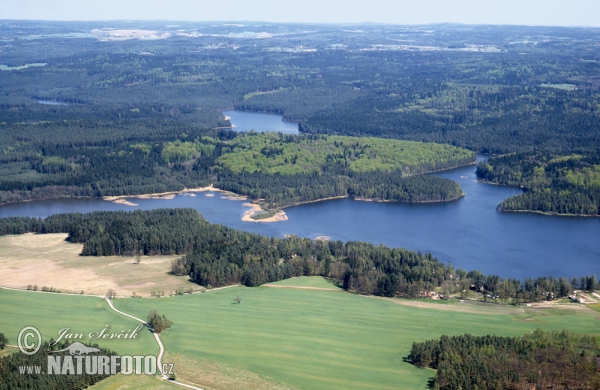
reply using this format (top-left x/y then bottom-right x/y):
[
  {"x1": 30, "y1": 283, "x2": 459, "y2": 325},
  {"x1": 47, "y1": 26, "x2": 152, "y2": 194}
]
[
  {"x1": 2, "y1": 280, "x2": 599, "y2": 389},
  {"x1": 89, "y1": 373, "x2": 179, "y2": 390},
  {"x1": 265, "y1": 276, "x2": 342, "y2": 289},
  {"x1": 112, "y1": 284, "x2": 600, "y2": 390}
]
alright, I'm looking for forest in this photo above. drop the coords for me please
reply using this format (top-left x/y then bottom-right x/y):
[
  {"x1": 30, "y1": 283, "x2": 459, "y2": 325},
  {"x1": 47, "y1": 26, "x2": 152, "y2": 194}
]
[
  {"x1": 0, "y1": 209, "x2": 597, "y2": 303},
  {"x1": 408, "y1": 329, "x2": 600, "y2": 389},
  {"x1": 0, "y1": 340, "x2": 116, "y2": 389},
  {"x1": 1, "y1": 22, "x2": 600, "y2": 213},
  {"x1": 0, "y1": 124, "x2": 474, "y2": 209},
  {"x1": 477, "y1": 153, "x2": 600, "y2": 215}
]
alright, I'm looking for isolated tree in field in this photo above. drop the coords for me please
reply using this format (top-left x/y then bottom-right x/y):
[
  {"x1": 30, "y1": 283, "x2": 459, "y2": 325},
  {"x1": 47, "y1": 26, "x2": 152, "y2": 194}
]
[
  {"x1": 106, "y1": 289, "x2": 116, "y2": 299},
  {"x1": 147, "y1": 310, "x2": 173, "y2": 333},
  {"x1": 0, "y1": 333, "x2": 7, "y2": 349},
  {"x1": 135, "y1": 253, "x2": 141, "y2": 265},
  {"x1": 233, "y1": 295, "x2": 242, "y2": 304}
]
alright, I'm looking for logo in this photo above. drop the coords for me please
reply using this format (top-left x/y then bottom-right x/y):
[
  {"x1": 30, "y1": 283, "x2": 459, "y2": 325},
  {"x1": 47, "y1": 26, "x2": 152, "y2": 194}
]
[
  {"x1": 17, "y1": 326, "x2": 173, "y2": 377},
  {"x1": 18, "y1": 326, "x2": 42, "y2": 355},
  {"x1": 49, "y1": 342, "x2": 100, "y2": 355}
]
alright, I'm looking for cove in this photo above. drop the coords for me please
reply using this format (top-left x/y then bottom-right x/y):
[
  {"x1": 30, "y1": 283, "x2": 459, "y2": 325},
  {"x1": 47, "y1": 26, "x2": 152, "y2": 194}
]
[
  {"x1": 0, "y1": 111, "x2": 597, "y2": 280},
  {"x1": 222, "y1": 109, "x2": 299, "y2": 134}
]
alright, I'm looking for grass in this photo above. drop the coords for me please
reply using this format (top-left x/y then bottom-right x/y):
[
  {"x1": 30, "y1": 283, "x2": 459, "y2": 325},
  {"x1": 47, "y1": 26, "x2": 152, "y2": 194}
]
[
  {"x1": 91, "y1": 353, "x2": 298, "y2": 390},
  {"x1": 89, "y1": 373, "x2": 179, "y2": 390},
  {"x1": 112, "y1": 286, "x2": 600, "y2": 390},
  {"x1": 587, "y1": 303, "x2": 600, "y2": 313},
  {"x1": 0, "y1": 345, "x2": 18, "y2": 358},
  {"x1": 164, "y1": 352, "x2": 298, "y2": 390},
  {"x1": 0, "y1": 289, "x2": 158, "y2": 357},
  {"x1": 265, "y1": 276, "x2": 342, "y2": 289},
  {"x1": 0, "y1": 233, "x2": 197, "y2": 297},
  {"x1": 2, "y1": 285, "x2": 598, "y2": 389}
]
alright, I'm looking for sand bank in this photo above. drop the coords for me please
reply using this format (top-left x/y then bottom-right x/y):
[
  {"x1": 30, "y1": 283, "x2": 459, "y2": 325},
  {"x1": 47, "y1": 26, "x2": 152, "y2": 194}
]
[{"x1": 242, "y1": 203, "x2": 288, "y2": 223}]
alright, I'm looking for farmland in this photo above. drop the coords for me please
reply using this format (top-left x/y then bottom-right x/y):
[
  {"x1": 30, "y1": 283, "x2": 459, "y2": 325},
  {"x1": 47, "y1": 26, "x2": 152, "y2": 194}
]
[
  {"x1": 112, "y1": 284, "x2": 599, "y2": 390},
  {"x1": 0, "y1": 288, "x2": 158, "y2": 357},
  {"x1": 0, "y1": 233, "x2": 196, "y2": 297}
]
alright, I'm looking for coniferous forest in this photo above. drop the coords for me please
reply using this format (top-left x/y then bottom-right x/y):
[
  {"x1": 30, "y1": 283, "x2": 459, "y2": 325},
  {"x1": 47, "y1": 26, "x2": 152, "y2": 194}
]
[
  {"x1": 1, "y1": 22, "x2": 600, "y2": 214},
  {"x1": 0, "y1": 209, "x2": 597, "y2": 303},
  {"x1": 0, "y1": 341, "x2": 116, "y2": 390},
  {"x1": 476, "y1": 153, "x2": 600, "y2": 215},
  {"x1": 409, "y1": 330, "x2": 600, "y2": 389}
]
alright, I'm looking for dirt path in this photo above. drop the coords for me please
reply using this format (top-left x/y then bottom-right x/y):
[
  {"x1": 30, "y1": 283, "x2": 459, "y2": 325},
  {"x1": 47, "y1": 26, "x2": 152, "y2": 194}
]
[
  {"x1": 104, "y1": 297, "x2": 205, "y2": 390},
  {"x1": 262, "y1": 285, "x2": 340, "y2": 292},
  {"x1": 579, "y1": 293, "x2": 598, "y2": 304}
]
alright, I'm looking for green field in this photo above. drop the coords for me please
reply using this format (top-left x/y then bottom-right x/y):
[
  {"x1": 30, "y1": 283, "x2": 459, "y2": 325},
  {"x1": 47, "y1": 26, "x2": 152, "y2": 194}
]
[
  {"x1": 89, "y1": 373, "x2": 178, "y2": 390},
  {"x1": 2, "y1": 286, "x2": 599, "y2": 389},
  {"x1": 0, "y1": 345, "x2": 18, "y2": 358},
  {"x1": 265, "y1": 276, "x2": 342, "y2": 289},
  {"x1": 112, "y1": 286, "x2": 600, "y2": 390},
  {"x1": 0, "y1": 289, "x2": 157, "y2": 357}
]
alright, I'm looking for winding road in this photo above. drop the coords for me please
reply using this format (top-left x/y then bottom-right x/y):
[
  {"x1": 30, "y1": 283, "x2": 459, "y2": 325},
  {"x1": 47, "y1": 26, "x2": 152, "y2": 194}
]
[{"x1": 104, "y1": 297, "x2": 204, "y2": 390}]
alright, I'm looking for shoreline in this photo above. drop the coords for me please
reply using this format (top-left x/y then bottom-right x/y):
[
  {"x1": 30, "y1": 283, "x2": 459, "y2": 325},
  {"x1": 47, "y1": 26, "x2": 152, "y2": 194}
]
[
  {"x1": 242, "y1": 203, "x2": 288, "y2": 223},
  {"x1": 477, "y1": 179, "x2": 599, "y2": 218},
  {"x1": 355, "y1": 192, "x2": 464, "y2": 204},
  {"x1": 220, "y1": 108, "x2": 302, "y2": 124},
  {"x1": 102, "y1": 185, "x2": 243, "y2": 202},
  {"x1": 422, "y1": 159, "x2": 478, "y2": 175},
  {"x1": 0, "y1": 160, "x2": 478, "y2": 223},
  {"x1": 498, "y1": 208, "x2": 600, "y2": 218}
]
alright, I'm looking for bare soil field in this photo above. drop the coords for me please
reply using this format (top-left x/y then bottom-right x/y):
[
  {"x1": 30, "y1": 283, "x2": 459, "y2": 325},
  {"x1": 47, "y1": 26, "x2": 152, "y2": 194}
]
[{"x1": 0, "y1": 233, "x2": 197, "y2": 297}]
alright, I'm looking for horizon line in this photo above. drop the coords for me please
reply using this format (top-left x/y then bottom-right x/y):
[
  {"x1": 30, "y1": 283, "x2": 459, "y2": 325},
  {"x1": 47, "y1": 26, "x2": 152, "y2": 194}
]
[{"x1": 1, "y1": 19, "x2": 599, "y2": 29}]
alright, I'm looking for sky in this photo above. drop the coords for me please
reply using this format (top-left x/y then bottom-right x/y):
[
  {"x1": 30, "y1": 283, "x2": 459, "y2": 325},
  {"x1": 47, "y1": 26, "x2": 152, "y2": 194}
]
[{"x1": 1, "y1": 0, "x2": 598, "y2": 27}]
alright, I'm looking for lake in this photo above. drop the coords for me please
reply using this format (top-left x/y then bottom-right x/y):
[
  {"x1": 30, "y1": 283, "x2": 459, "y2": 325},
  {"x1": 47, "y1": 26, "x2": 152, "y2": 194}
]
[
  {"x1": 0, "y1": 63, "x2": 46, "y2": 71},
  {"x1": 222, "y1": 109, "x2": 299, "y2": 134},
  {"x1": 0, "y1": 110, "x2": 597, "y2": 280}
]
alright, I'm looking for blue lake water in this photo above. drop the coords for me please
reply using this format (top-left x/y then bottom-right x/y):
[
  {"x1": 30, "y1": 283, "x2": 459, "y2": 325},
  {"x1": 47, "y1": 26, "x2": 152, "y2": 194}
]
[
  {"x1": 0, "y1": 111, "x2": 597, "y2": 280},
  {"x1": 222, "y1": 109, "x2": 299, "y2": 134}
]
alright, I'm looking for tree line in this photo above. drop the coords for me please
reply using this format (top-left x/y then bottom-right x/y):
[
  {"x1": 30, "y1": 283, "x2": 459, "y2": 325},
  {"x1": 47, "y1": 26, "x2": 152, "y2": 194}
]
[
  {"x1": 408, "y1": 329, "x2": 600, "y2": 389},
  {"x1": 3, "y1": 209, "x2": 594, "y2": 303}
]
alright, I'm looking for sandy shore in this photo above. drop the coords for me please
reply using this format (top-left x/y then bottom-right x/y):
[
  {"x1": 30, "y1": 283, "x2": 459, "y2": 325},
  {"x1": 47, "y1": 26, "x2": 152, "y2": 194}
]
[
  {"x1": 103, "y1": 185, "x2": 226, "y2": 204},
  {"x1": 112, "y1": 198, "x2": 139, "y2": 206},
  {"x1": 242, "y1": 203, "x2": 288, "y2": 223}
]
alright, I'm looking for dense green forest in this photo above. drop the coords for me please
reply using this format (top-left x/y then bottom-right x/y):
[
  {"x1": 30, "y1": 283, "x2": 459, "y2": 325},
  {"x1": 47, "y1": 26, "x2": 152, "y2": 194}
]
[
  {"x1": 0, "y1": 209, "x2": 205, "y2": 256},
  {"x1": 1, "y1": 21, "x2": 600, "y2": 212},
  {"x1": 1, "y1": 210, "x2": 597, "y2": 303},
  {"x1": 216, "y1": 133, "x2": 474, "y2": 175},
  {"x1": 0, "y1": 341, "x2": 116, "y2": 389},
  {"x1": 0, "y1": 126, "x2": 473, "y2": 209},
  {"x1": 477, "y1": 153, "x2": 600, "y2": 215},
  {"x1": 409, "y1": 330, "x2": 600, "y2": 389}
]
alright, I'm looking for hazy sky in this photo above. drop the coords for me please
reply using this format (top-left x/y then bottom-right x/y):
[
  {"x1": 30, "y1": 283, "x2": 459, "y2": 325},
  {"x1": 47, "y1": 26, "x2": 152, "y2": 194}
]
[{"x1": 1, "y1": 0, "x2": 598, "y2": 27}]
